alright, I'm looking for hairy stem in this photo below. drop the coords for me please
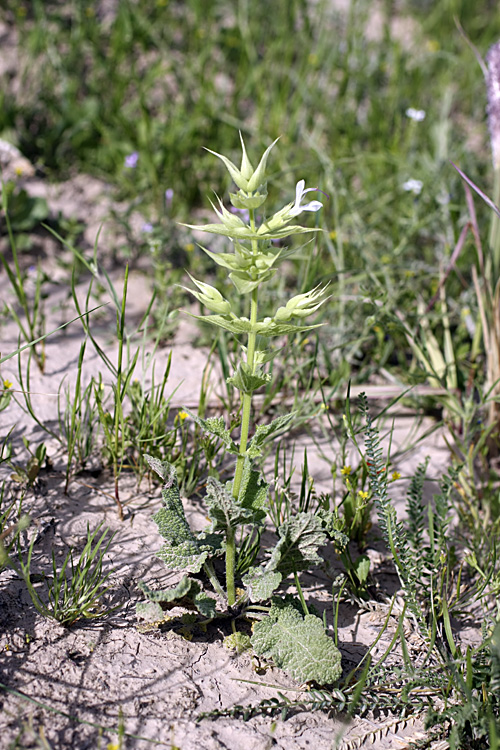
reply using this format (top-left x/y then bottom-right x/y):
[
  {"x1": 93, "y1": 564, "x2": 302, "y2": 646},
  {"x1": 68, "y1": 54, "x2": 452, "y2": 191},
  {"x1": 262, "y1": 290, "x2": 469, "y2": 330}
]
[{"x1": 228, "y1": 210, "x2": 260, "y2": 605}]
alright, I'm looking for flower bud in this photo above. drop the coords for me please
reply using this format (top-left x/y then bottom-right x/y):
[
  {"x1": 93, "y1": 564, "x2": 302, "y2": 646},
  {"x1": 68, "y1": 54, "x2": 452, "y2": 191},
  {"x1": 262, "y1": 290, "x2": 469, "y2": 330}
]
[
  {"x1": 184, "y1": 274, "x2": 232, "y2": 315},
  {"x1": 273, "y1": 285, "x2": 329, "y2": 322}
]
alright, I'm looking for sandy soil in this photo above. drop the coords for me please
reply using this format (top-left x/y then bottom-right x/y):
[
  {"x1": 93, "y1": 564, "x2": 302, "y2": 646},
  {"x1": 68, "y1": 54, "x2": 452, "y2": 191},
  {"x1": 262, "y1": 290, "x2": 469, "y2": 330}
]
[{"x1": 0, "y1": 201, "x2": 454, "y2": 749}]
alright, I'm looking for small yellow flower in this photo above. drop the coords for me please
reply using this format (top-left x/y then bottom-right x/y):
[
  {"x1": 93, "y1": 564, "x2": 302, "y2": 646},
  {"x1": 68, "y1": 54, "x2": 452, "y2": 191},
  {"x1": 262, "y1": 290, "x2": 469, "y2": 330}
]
[
  {"x1": 320, "y1": 402, "x2": 328, "y2": 411},
  {"x1": 426, "y1": 39, "x2": 440, "y2": 53},
  {"x1": 329, "y1": 230, "x2": 337, "y2": 240},
  {"x1": 107, "y1": 744, "x2": 120, "y2": 750},
  {"x1": 391, "y1": 471, "x2": 401, "y2": 481},
  {"x1": 178, "y1": 411, "x2": 188, "y2": 421},
  {"x1": 14, "y1": 166, "x2": 24, "y2": 177},
  {"x1": 184, "y1": 243, "x2": 195, "y2": 253},
  {"x1": 341, "y1": 465, "x2": 352, "y2": 476},
  {"x1": 357, "y1": 490, "x2": 370, "y2": 500},
  {"x1": 381, "y1": 254, "x2": 391, "y2": 264},
  {"x1": 3, "y1": 379, "x2": 12, "y2": 390},
  {"x1": 308, "y1": 53, "x2": 319, "y2": 66}
]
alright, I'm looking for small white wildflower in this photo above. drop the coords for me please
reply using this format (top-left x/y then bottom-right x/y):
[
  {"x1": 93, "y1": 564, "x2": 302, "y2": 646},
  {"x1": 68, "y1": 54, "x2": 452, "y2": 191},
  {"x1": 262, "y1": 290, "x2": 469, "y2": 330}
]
[
  {"x1": 402, "y1": 178, "x2": 423, "y2": 195},
  {"x1": 405, "y1": 107, "x2": 426, "y2": 122},
  {"x1": 289, "y1": 179, "x2": 323, "y2": 217}
]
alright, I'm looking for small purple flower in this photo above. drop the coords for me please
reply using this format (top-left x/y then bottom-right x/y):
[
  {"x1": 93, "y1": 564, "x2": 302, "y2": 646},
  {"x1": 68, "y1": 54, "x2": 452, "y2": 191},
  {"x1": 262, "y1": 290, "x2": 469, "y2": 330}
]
[
  {"x1": 230, "y1": 206, "x2": 250, "y2": 223},
  {"x1": 165, "y1": 188, "x2": 174, "y2": 203},
  {"x1": 141, "y1": 222, "x2": 154, "y2": 233},
  {"x1": 124, "y1": 151, "x2": 139, "y2": 168}
]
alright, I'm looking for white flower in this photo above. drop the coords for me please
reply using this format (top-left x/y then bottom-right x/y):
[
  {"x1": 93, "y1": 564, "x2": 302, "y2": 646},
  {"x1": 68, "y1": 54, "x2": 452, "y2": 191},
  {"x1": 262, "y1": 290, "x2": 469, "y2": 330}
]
[
  {"x1": 289, "y1": 180, "x2": 323, "y2": 217},
  {"x1": 402, "y1": 178, "x2": 423, "y2": 195},
  {"x1": 405, "y1": 107, "x2": 426, "y2": 122}
]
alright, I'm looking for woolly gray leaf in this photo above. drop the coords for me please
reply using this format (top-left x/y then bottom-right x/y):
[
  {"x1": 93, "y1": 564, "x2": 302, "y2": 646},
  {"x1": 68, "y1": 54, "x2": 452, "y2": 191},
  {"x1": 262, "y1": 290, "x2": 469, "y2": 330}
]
[{"x1": 251, "y1": 598, "x2": 342, "y2": 685}]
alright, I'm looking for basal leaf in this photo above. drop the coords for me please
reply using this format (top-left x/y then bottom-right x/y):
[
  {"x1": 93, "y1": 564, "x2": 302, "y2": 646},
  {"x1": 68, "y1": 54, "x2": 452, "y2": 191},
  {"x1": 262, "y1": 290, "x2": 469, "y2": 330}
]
[
  {"x1": 266, "y1": 512, "x2": 326, "y2": 578},
  {"x1": 135, "y1": 601, "x2": 165, "y2": 623},
  {"x1": 193, "y1": 590, "x2": 217, "y2": 618},
  {"x1": 144, "y1": 454, "x2": 217, "y2": 573},
  {"x1": 251, "y1": 598, "x2": 342, "y2": 685},
  {"x1": 138, "y1": 577, "x2": 217, "y2": 618},
  {"x1": 154, "y1": 540, "x2": 213, "y2": 573},
  {"x1": 242, "y1": 567, "x2": 282, "y2": 602},
  {"x1": 138, "y1": 576, "x2": 195, "y2": 602}
]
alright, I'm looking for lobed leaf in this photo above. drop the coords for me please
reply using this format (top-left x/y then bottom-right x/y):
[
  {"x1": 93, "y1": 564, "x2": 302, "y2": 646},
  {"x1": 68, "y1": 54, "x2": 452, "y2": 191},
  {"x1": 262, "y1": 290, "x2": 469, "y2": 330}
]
[
  {"x1": 145, "y1": 454, "x2": 219, "y2": 573},
  {"x1": 181, "y1": 409, "x2": 239, "y2": 454},
  {"x1": 242, "y1": 567, "x2": 282, "y2": 602},
  {"x1": 247, "y1": 413, "x2": 296, "y2": 458},
  {"x1": 266, "y1": 512, "x2": 327, "y2": 578}
]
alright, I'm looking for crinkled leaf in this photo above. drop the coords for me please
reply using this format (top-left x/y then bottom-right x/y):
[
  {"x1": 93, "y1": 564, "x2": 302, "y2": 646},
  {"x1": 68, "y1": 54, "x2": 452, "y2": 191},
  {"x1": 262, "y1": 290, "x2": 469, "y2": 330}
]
[
  {"x1": 267, "y1": 512, "x2": 326, "y2": 577},
  {"x1": 138, "y1": 576, "x2": 195, "y2": 602},
  {"x1": 242, "y1": 567, "x2": 282, "y2": 602},
  {"x1": 193, "y1": 591, "x2": 217, "y2": 618},
  {"x1": 144, "y1": 454, "x2": 217, "y2": 573},
  {"x1": 205, "y1": 477, "x2": 256, "y2": 532},
  {"x1": 206, "y1": 465, "x2": 267, "y2": 532},
  {"x1": 138, "y1": 577, "x2": 217, "y2": 618},
  {"x1": 247, "y1": 413, "x2": 296, "y2": 458},
  {"x1": 251, "y1": 598, "x2": 342, "y2": 685},
  {"x1": 136, "y1": 601, "x2": 165, "y2": 623},
  {"x1": 181, "y1": 409, "x2": 239, "y2": 455},
  {"x1": 316, "y1": 509, "x2": 349, "y2": 551},
  {"x1": 227, "y1": 362, "x2": 271, "y2": 394},
  {"x1": 154, "y1": 539, "x2": 213, "y2": 574},
  {"x1": 238, "y1": 460, "x2": 268, "y2": 520}
]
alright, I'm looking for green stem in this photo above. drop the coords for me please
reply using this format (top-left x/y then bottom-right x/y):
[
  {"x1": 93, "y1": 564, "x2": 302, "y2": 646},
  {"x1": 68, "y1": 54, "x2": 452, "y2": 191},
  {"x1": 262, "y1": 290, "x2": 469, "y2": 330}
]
[
  {"x1": 294, "y1": 571, "x2": 309, "y2": 616},
  {"x1": 227, "y1": 210, "x2": 260, "y2": 606}
]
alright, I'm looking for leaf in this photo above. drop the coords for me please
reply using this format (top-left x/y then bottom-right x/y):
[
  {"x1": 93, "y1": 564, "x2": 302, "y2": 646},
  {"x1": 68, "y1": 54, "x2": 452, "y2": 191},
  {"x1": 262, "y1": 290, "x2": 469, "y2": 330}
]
[
  {"x1": 205, "y1": 477, "x2": 257, "y2": 533},
  {"x1": 137, "y1": 577, "x2": 217, "y2": 618},
  {"x1": 186, "y1": 313, "x2": 323, "y2": 338},
  {"x1": 180, "y1": 409, "x2": 239, "y2": 454},
  {"x1": 242, "y1": 567, "x2": 282, "y2": 602},
  {"x1": 135, "y1": 601, "x2": 165, "y2": 623},
  {"x1": 237, "y1": 460, "x2": 268, "y2": 521},
  {"x1": 266, "y1": 513, "x2": 327, "y2": 578},
  {"x1": 251, "y1": 598, "x2": 342, "y2": 685},
  {"x1": 227, "y1": 362, "x2": 271, "y2": 394},
  {"x1": 139, "y1": 576, "x2": 194, "y2": 602},
  {"x1": 229, "y1": 269, "x2": 276, "y2": 294},
  {"x1": 353, "y1": 555, "x2": 370, "y2": 585},
  {"x1": 247, "y1": 413, "x2": 296, "y2": 458},
  {"x1": 316, "y1": 510, "x2": 349, "y2": 551},
  {"x1": 193, "y1": 590, "x2": 217, "y2": 618},
  {"x1": 145, "y1": 454, "x2": 217, "y2": 573}
]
